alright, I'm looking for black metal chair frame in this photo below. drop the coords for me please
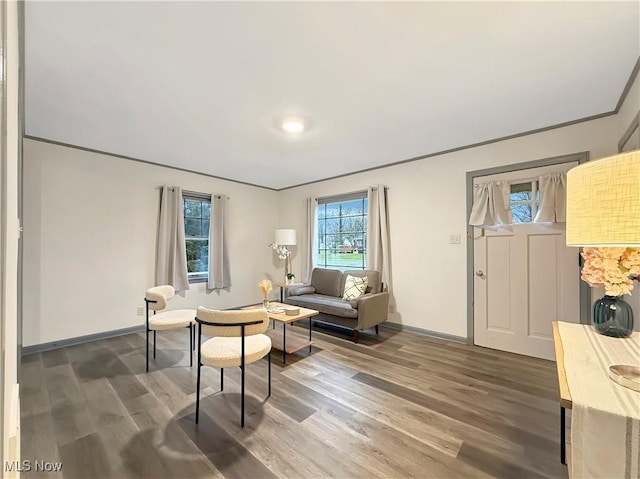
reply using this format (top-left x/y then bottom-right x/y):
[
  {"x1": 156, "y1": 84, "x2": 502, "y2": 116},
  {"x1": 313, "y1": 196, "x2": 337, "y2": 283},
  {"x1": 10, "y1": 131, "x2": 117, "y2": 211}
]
[
  {"x1": 144, "y1": 298, "x2": 194, "y2": 373},
  {"x1": 194, "y1": 316, "x2": 271, "y2": 428}
]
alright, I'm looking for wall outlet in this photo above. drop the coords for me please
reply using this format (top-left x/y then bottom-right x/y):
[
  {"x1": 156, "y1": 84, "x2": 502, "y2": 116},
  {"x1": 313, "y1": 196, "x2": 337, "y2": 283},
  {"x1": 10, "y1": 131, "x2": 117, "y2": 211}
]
[
  {"x1": 137, "y1": 306, "x2": 144, "y2": 316},
  {"x1": 449, "y1": 234, "x2": 461, "y2": 244}
]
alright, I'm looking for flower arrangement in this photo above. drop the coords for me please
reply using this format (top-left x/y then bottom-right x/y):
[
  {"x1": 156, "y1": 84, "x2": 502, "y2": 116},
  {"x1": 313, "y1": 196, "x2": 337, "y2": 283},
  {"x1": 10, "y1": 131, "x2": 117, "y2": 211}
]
[
  {"x1": 270, "y1": 242, "x2": 294, "y2": 281},
  {"x1": 258, "y1": 279, "x2": 272, "y2": 299},
  {"x1": 581, "y1": 247, "x2": 640, "y2": 296},
  {"x1": 270, "y1": 243, "x2": 291, "y2": 260}
]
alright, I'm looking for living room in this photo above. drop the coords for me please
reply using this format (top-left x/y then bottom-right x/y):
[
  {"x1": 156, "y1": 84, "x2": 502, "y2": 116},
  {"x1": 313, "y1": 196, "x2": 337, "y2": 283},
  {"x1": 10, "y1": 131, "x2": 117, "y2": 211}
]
[
  {"x1": 22, "y1": 94, "x2": 639, "y2": 349},
  {"x1": 3, "y1": 1, "x2": 640, "y2": 478}
]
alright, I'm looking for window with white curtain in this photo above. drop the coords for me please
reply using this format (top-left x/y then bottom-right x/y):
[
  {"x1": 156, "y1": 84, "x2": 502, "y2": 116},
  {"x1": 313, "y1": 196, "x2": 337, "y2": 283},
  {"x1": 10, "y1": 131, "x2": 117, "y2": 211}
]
[
  {"x1": 316, "y1": 191, "x2": 368, "y2": 270},
  {"x1": 183, "y1": 191, "x2": 211, "y2": 282}
]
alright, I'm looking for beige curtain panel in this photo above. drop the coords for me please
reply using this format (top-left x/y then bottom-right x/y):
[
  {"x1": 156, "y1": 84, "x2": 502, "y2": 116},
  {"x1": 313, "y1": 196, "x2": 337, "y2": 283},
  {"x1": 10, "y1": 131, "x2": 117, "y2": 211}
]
[
  {"x1": 367, "y1": 185, "x2": 393, "y2": 300},
  {"x1": 301, "y1": 197, "x2": 317, "y2": 284},
  {"x1": 468, "y1": 181, "x2": 512, "y2": 228},
  {"x1": 155, "y1": 186, "x2": 190, "y2": 292},
  {"x1": 534, "y1": 172, "x2": 566, "y2": 223},
  {"x1": 208, "y1": 195, "x2": 231, "y2": 290}
]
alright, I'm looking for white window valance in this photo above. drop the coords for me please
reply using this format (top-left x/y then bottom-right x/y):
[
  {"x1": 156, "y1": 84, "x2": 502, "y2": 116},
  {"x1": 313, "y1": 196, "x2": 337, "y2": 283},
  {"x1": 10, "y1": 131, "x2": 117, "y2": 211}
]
[
  {"x1": 468, "y1": 181, "x2": 513, "y2": 229},
  {"x1": 470, "y1": 171, "x2": 568, "y2": 228},
  {"x1": 534, "y1": 172, "x2": 566, "y2": 223}
]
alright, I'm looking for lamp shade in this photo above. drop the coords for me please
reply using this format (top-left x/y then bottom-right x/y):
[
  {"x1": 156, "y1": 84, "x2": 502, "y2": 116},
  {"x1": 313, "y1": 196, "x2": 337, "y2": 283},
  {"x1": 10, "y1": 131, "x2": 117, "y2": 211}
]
[
  {"x1": 275, "y1": 229, "x2": 297, "y2": 246},
  {"x1": 566, "y1": 151, "x2": 640, "y2": 247}
]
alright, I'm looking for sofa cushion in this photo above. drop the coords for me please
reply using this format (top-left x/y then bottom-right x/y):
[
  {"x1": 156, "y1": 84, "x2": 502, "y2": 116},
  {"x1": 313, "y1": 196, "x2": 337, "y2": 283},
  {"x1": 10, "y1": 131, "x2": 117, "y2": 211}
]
[
  {"x1": 310, "y1": 268, "x2": 343, "y2": 297},
  {"x1": 288, "y1": 285, "x2": 315, "y2": 296},
  {"x1": 343, "y1": 274, "x2": 368, "y2": 300},
  {"x1": 286, "y1": 294, "x2": 358, "y2": 318}
]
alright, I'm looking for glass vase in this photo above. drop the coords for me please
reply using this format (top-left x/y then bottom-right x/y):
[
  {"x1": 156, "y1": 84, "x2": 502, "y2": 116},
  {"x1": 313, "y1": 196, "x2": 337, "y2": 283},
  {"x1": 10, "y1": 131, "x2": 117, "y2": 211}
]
[
  {"x1": 262, "y1": 299, "x2": 269, "y2": 310},
  {"x1": 593, "y1": 295, "x2": 634, "y2": 338}
]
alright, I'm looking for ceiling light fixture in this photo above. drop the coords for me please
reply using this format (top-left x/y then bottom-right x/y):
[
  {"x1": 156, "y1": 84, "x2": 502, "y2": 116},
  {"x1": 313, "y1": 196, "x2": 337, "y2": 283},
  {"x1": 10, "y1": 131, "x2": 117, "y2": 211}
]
[{"x1": 281, "y1": 118, "x2": 305, "y2": 133}]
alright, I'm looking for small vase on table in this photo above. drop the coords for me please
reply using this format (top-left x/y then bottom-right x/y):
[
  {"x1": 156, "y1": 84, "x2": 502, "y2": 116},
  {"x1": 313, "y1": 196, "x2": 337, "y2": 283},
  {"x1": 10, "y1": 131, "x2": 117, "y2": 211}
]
[
  {"x1": 593, "y1": 295, "x2": 634, "y2": 338},
  {"x1": 258, "y1": 279, "x2": 273, "y2": 311}
]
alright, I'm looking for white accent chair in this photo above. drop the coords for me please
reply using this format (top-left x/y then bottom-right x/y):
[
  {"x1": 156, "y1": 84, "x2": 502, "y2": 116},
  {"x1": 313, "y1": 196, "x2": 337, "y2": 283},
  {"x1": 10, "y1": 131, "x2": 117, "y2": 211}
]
[
  {"x1": 144, "y1": 285, "x2": 196, "y2": 372},
  {"x1": 195, "y1": 307, "x2": 272, "y2": 428}
]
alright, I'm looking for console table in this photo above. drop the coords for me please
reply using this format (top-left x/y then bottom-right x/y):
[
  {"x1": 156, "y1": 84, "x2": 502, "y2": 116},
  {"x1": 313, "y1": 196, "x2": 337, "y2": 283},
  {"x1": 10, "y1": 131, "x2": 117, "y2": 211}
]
[{"x1": 552, "y1": 321, "x2": 640, "y2": 478}]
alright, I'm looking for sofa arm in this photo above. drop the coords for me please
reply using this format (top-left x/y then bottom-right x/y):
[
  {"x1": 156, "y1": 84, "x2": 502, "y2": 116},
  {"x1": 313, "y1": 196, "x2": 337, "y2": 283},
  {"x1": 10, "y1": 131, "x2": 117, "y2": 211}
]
[
  {"x1": 355, "y1": 292, "x2": 389, "y2": 330},
  {"x1": 288, "y1": 285, "x2": 315, "y2": 296}
]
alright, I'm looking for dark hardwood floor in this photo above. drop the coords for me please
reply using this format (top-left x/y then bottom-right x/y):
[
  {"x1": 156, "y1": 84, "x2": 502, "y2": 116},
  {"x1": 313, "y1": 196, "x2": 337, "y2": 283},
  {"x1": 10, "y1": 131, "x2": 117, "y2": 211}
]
[{"x1": 20, "y1": 322, "x2": 568, "y2": 478}]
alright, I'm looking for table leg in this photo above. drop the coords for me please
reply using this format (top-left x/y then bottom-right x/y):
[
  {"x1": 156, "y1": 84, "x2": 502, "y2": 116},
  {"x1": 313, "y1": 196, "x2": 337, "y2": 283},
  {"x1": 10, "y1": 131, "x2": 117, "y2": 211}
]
[
  {"x1": 561, "y1": 405, "x2": 566, "y2": 465},
  {"x1": 309, "y1": 319, "x2": 312, "y2": 353},
  {"x1": 282, "y1": 323, "x2": 287, "y2": 364}
]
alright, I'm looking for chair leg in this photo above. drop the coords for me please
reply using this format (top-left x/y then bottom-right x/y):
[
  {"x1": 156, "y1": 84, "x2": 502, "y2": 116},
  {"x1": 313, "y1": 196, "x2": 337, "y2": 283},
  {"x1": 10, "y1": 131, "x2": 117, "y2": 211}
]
[
  {"x1": 375, "y1": 324, "x2": 379, "y2": 335},
  {"x1": 267, "y1": 351, "x2": 271, "y2": 398},
  {"x1": 241, "y1": 364, "x2": 245, "y2": 428},
  {"x1": 189, "y1": 324, "x2": 193, "y2": 367},
  {"x1": 195, "y1": 324, "x2": 202, "y2": 424},
  {"x1": 146, "y1": 328, "x2": 149, "y2": 373},
  {"x1": 153, "y1": 330, "x2": 157, "y2": 359},
  {"x1": 220, "y1": 368, "x2": 224, "y2": 391},
  {"x1": 241, "y1": 326, "x2": 246, "y2": 428},
  {"x1": 195, "y1": 361, "x2": 201, "y2": 424}
]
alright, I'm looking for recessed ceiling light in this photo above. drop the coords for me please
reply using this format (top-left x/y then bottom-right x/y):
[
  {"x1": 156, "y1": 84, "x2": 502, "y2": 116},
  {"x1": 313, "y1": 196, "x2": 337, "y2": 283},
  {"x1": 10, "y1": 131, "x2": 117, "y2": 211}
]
[{"x1": 282, "y1": 118, "x2": 305, "y2": 133}]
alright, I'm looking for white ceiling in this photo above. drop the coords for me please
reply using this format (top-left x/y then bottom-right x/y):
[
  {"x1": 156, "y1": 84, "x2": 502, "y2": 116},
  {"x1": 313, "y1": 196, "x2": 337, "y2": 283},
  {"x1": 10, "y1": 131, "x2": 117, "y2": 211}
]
[{"x1": 25, "y1": 1, "x2": 640, "y2": 190}]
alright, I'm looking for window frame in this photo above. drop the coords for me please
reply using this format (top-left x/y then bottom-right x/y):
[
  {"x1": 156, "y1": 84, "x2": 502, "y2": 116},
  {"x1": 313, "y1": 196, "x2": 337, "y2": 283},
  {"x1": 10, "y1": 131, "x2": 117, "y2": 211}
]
[
  {"x1": 183, "y1": 190, "x2": 211, "y2": 283},
  {"x1": 509, "y1": 180, "x2": 539, "y2": 224},
  {"x1": 316, "y1": 190, "x2": 368, "y2": 271}
]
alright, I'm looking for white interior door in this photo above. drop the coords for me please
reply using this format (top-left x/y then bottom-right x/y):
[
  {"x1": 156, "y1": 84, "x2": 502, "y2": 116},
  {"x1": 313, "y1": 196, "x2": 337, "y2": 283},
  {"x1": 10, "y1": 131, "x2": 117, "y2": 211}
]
[{"x1": 473, "y1": 164, "x2": 580, "y2": 360}]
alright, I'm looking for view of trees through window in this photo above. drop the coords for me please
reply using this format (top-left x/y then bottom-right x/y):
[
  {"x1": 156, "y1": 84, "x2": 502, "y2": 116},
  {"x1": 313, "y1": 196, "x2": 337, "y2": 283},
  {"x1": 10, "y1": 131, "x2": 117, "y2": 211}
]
[
  {"x1": 316, "y1": 196, "x2": 368, "y2": 270},
  {"x1": 184, "y1": 196, "x2": 210, "y2": 280},
  {"x1": 510, "y1": 182, "x2": 539, "y2": 223}
]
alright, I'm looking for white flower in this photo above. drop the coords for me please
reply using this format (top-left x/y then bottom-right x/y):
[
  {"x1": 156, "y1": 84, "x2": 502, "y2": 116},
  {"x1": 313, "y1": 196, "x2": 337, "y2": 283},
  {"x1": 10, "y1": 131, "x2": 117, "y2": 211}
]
[{"x1": 270, "y1": 243, "x2": 291, "y2": 260}]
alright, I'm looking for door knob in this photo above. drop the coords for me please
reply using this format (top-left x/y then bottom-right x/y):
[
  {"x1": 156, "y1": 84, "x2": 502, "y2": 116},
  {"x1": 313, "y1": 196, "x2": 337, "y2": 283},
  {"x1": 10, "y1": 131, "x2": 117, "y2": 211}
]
[{"x1": 475, "y1": 270, "x2": 484, "y2": 277}]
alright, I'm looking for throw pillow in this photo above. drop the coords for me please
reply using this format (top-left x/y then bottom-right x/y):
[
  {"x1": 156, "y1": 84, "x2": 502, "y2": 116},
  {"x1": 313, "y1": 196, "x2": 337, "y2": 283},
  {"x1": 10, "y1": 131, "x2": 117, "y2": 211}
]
[{"x1": 343, "y1": 274, "x2": 368, "y2": 301}]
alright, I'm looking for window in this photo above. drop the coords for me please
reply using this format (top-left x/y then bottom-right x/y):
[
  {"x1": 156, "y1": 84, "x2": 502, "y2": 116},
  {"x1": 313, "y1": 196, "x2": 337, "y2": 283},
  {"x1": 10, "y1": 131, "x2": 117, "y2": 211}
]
[
  {"x1": 183, "y1": 192, "x2": 211, "y2": 282},
  {"x1": 510, "y1": 182, "x2": 540, "y2": 224},
  {"x1": 316, "y1": 191, "x2": 368, "y2": 270}
]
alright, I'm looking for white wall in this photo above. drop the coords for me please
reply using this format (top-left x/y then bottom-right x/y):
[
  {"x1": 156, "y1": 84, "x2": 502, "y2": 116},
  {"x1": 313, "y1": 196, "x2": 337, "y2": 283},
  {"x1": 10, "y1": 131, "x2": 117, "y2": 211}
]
[
  {"x1": 2, "y1": 0, "x2": 22, "y2": 469},
  {"x1": 278, "y1": 115, "x2": 621, "y2": 338},
  {"x1": 22, "y1": 139, "x2": 281, "y2": 347}
]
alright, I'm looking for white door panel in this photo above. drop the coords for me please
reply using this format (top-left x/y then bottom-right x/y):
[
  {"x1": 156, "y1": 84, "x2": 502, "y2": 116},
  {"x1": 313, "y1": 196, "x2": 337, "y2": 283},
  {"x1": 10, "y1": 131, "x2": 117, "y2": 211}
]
[
  {"x1": 473, "y1": 164, "x2": 580, "y2": 360},
  {"x1": 486, "y1": 235, "x2": 512, "y2": 332}
]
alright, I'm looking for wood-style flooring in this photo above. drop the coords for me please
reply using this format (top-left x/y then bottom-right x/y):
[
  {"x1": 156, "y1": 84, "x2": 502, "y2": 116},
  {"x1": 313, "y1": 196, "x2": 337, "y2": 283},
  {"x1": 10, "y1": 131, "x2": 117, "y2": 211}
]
[{"x1": 20, "y1": 322, "x2": 568, "y2": 478}]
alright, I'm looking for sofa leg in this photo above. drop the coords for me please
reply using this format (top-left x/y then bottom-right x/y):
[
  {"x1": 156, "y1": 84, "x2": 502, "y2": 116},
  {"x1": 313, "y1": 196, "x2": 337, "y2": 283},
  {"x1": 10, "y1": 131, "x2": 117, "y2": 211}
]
[
  {"x1": 375, "y1": 325, "x2": 379, "y2": 335},
  {"x1": 352, "y1": 330, "x2": 359, "y2": 343}
]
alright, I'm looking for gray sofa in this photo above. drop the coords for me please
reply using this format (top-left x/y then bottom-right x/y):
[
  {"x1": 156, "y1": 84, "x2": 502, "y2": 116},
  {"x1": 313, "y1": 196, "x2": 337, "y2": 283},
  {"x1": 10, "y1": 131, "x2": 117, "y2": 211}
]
[{"x1": 285, "y1": 268, "x2": 389, "y2": 342}]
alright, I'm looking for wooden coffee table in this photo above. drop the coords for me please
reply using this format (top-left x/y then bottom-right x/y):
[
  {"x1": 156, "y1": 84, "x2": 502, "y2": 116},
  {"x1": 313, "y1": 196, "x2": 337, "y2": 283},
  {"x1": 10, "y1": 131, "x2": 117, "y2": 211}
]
[{"x1": 245, "y1": 302, "x2": 319, "y2": 364}]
